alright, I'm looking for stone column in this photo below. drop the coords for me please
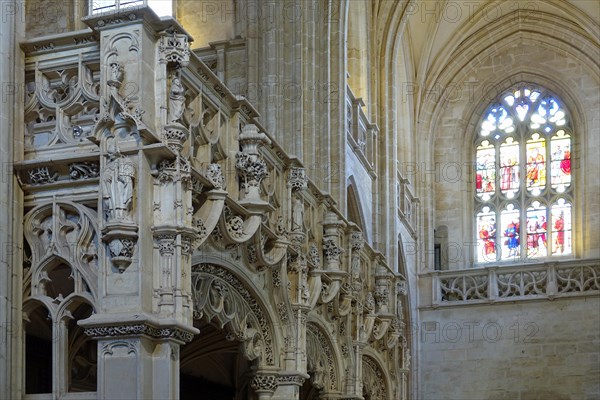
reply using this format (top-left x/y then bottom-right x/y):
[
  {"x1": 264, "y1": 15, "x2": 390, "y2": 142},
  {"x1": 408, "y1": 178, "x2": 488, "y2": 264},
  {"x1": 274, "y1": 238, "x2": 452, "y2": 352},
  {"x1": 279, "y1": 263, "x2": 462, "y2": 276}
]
[
  {"x1": 0, "y1": 0, "x2": 24, "y2": 397},
  {"x1": 78, "y1": 7, "x2": 196, "y2": 399}
]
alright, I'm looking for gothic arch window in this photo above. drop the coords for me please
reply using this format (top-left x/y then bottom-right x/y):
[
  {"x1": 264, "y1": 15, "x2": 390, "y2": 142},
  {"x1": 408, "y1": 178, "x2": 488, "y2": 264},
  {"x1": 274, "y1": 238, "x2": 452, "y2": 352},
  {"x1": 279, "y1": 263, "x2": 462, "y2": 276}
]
[{"x1": 474, "y1": 84, "x2": 573, "y2": 264}]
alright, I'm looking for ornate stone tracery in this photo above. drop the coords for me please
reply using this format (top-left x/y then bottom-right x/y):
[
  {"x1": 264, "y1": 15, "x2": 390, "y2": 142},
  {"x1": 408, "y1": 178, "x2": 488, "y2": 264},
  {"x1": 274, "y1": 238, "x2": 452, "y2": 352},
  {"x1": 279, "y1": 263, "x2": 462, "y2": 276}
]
[{"x1": 191, "y1": 264, "x2": 276, "y2": 366}]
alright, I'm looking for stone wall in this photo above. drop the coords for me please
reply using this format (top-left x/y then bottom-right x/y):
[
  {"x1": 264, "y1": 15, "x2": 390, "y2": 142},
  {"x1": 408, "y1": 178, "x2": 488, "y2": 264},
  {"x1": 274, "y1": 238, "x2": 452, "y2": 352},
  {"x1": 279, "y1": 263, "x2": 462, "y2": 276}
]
[{"x1": 419, "y1": 297, "x2": 600, "y2": 400}]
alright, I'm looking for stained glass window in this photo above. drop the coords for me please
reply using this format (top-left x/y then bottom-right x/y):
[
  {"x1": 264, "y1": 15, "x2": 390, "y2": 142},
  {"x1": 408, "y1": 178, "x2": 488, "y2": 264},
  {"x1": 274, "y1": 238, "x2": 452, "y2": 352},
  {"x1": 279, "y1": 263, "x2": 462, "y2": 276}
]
[{"x1": 474, "y1": 85, "x2": 573, "y2": 263}]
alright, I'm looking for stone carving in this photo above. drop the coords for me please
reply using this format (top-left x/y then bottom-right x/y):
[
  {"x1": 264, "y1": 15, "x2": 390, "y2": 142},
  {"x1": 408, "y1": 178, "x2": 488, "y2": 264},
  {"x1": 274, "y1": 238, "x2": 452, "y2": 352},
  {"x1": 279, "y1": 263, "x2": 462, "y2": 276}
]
[
  {"x1": 323, "y1": 239, "x2": 343, "y2": 263},
  {"x1": 439, "y1": 274, "x2": 489, "y2": 301},
  {"x1": 556, "y1": 265, "x2": 600, "y2": 293},
  {"x1": 288, "y1": 167, "x2": 307, "y2": 191},
  {"x1": 156, "y1": 234, "x2": 176, "y2": 257},
  {"x1": 24, "y1": 201, "x2": 99, "y2": 298},
  {"x1": 193, "y1": 217, "x2": 208, "y2": 238},
  {"x1": 291, "y1": 195, "x2": 304, "y2": 233},
  {"x1": 350, "y1": 232, "x2": 364, "y2": 289},
  {"x1": 158, "y1": 29, "x2": 191, "y2": 66},
  {"x1": 205, "y1": 163, "x2": 225, "y2": 189},
  {"x1": 236, "y1": 152, "x2": 268, "y2": 197},
  {"x1": 362, "y1": 356, "x2": 388, "y2": 400},
  {"x1": 157, "y1": 157, "x2": 191, "y2": 185},
  {"x1": 397, "y1": 279, "x2": 407, "y2": 296},
  {"x1": 236, "y1": 124, "x2": 270, "y2": 201},
  {"x1": 102, "y1": 137, "x2": 135, "y2": 222},
  {"x1": 277, "y1": 375, "x2": 305, "y2": 385},
  {"x1": 28, "y1": 167, "x2": 58, "y2": 185},
  {"x1": 83, "y1": 323, "x2": 194, "y2": 343},
  {"x1": 167, "y1": 75, "x2": 186, "y2": 124},
  {"x1": 192, "y1": 264, "x2": 275, "y2": 365},
  {"x1": 69, "y1": 162, "x2": 100, "y2": 180},
  {"x1": 108, "y1": 238, "x2": 135, "y2": 272},
  {"x1": 307, "y1": 324, "x2": 338, "y2": 391},
  {"x1": 307, "y1": 243, "x2": 321, "y2": 267},
  {"x1": 250, "y1": 374, "x2": 278, "y2": 393},
  {"x1": 107, "y1": 62, "x2": 124, "y2": 88},
  {"x1": 365, "y1": 292, "x2": 375, "y2": 314}
]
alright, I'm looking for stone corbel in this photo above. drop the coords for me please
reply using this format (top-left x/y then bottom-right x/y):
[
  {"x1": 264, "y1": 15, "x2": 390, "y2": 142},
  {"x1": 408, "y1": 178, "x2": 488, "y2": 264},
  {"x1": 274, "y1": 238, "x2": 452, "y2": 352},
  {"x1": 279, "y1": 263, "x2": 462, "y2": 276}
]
[
  {"x1": 371, "y1": 317, "x2": 392, "y2": 341},
  {"x1": 386, "y1": 317, "x2": 403, "y2": 350},
  {"x1": 320, "y1": 271, "x2": 346, "y2": 304},
  {"x1": 333, "y1": 282, "x2": 354, "y2": 317},
  {"x1": 360, "y1": 314, "x2": 376, "y2": 344},
  {"x1": 191, "y1": 187, "x2": 227, "y2": 247},
  {"x1": 217, "y1": 204, "x2": 262, "y2": 245},
  {"x1": 252, "y1": 228, "x2": 287, "y2": 268}
]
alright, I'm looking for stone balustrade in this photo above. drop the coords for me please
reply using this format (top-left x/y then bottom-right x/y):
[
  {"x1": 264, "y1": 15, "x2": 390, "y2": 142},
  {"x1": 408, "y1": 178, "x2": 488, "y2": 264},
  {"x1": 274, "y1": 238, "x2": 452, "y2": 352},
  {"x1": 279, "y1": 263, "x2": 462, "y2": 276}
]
[{"x1": 425, "y1": 259, "x2": 600, "y2": 306}]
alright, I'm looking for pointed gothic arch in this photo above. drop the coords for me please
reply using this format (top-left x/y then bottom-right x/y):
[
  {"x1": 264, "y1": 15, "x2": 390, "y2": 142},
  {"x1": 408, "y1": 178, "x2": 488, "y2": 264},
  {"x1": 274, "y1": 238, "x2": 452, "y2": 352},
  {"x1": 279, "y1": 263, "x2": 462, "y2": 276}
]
[
  {"x1": 302, "y1": 321, "x2": 343, "y2": 399},
  {"x1": 347, "y1": 176, "x2": 368, "y2": 240},
  {"x1": 361, "y1": 353, "x2": 390, "y2": 400}
]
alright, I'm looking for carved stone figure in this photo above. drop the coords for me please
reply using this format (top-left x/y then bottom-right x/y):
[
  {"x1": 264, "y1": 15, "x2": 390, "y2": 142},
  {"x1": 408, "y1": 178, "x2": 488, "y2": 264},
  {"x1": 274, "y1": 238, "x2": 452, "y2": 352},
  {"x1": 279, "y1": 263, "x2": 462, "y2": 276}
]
[
  {"x1": 168, "y1": 76, "x2": 186, "y2": 124},
  {"x1": 108, "y1": 62, "x2": 124, "y2": 88},
  {"x1": 103, "y1": 136, "x2": 135, "y2": 221},
  {"x1": 292, "y1": 195, "x2": 304, "y2": 232}
]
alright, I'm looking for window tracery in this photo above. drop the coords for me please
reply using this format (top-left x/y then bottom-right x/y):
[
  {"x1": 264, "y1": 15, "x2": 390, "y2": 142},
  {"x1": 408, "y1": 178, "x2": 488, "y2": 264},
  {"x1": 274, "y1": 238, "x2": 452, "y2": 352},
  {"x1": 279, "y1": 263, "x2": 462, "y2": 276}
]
[{"x1": 475, "y1": 85, "x2": 573, "y2": 263}]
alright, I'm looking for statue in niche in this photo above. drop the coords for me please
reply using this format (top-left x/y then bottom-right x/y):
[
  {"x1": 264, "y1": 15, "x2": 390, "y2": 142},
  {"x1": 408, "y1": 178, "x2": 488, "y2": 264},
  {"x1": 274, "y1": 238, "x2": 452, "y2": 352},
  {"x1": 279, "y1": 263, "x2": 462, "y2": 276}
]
[
  {"x1": 351, "y1": 253, "x2": 362, "y2": 284},
  {"x1": 168, "y1": 75, "x2": 186, "y2": 124},
  {"x1": 103, "y1": 136, "x2": 135, "y2": 222},
  {"x1": 291, "y1": 195, "x2": 304, "y2": 232}
]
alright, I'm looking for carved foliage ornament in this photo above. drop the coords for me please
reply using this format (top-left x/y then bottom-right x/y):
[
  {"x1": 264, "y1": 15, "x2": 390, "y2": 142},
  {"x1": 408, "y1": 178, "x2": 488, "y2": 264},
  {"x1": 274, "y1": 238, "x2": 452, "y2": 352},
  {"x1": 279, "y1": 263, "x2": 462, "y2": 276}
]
[
  {"x1": 83, "y1": 323, "x2": 194, "y2": 343},
  {"x1": 250, "y1": 374, "x2": 278, "y2": 393},
  {"x1": 205, "y1": 163, "x2": 225, "y2": 190},
  {"x1": 323, "y1": 239, "x2": 343, "y2": 263}
]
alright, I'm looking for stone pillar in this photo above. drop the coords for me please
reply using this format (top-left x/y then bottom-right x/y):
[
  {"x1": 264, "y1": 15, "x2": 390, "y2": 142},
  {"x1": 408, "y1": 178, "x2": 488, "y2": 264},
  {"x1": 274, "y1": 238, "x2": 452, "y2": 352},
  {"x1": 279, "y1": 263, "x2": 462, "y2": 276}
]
[
  {"x1": 0, "y1": 1, "x2": 24, "y2": 397},
  {"x1": 78, "y1": 7, "x2": 196, "y2": 399}
]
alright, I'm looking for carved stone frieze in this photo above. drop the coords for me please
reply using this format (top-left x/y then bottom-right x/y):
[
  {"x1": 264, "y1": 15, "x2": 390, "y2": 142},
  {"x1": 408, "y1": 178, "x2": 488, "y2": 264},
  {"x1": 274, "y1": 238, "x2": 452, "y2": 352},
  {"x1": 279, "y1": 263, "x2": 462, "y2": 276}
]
[
  {"x1": 69, "y1": 162, "x2": 100, "y2": 180},
  {"x1": 250, "y1": 374, "x2": 278, "y2": 393},
  {"x1": 83, "y1": 323, "x2": 194, "y2": 343},
  {"x1": 28, "y1": 167, "x2": 58, "y2": 185}
]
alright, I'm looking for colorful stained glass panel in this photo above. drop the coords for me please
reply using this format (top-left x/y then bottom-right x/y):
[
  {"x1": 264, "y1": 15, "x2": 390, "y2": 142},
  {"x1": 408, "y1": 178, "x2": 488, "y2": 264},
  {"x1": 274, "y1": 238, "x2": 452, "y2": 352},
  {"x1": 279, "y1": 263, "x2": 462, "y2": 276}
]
[
  {"x1": 526, "y1": 202, "x2": 547, "y2": 258},
  {"x1": 551, "y1": 199, "x2": 572, "y2": 255},
  {"x1": 477, "y1": 207, "x2": 497, "y2": 263}
]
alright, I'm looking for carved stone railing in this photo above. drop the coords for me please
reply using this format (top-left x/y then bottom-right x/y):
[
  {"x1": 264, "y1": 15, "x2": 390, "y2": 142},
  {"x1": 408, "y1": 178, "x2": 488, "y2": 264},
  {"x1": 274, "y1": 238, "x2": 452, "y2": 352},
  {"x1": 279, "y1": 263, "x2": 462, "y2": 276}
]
[
  {"x1": 346, "y1": 86, "x2": 377, "y2": 178},
  {"x1": 397, "y1": 170, "x2": 419, "y2": 237},
  {"x1": 427, "y1": 259, "x2": 600, "y2": 306}
]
